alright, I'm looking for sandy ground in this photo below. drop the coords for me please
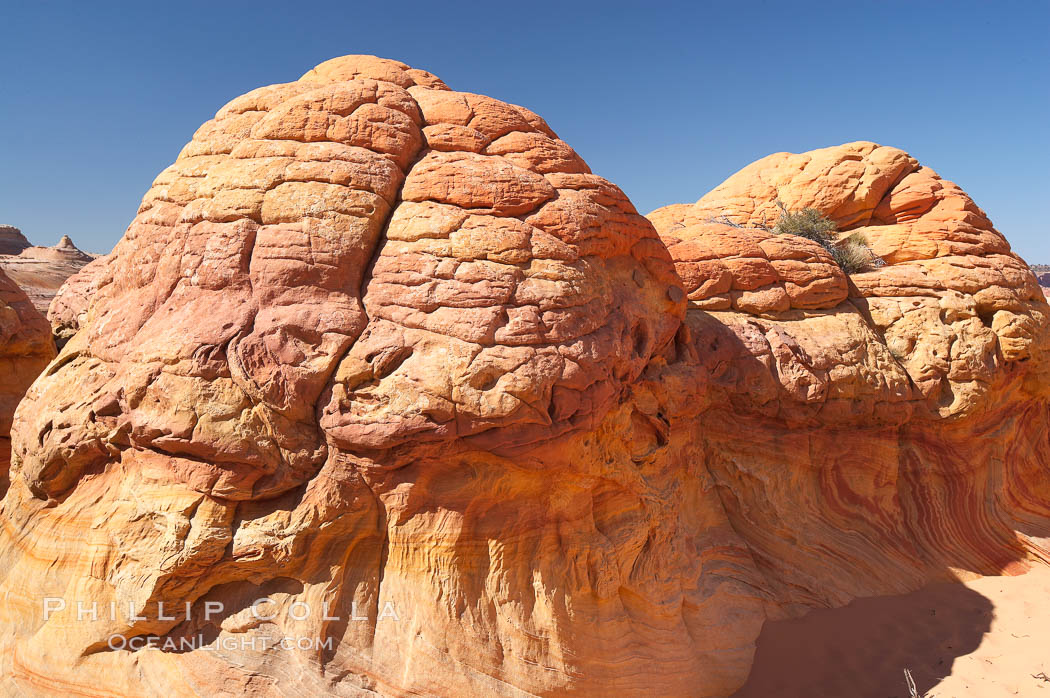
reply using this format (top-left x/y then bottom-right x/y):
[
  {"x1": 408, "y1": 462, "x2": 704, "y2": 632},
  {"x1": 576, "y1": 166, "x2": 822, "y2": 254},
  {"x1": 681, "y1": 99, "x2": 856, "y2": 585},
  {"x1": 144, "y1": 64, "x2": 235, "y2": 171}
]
[{"x1": 734, "y1": 565, "x2": 1050, "y2": 697}]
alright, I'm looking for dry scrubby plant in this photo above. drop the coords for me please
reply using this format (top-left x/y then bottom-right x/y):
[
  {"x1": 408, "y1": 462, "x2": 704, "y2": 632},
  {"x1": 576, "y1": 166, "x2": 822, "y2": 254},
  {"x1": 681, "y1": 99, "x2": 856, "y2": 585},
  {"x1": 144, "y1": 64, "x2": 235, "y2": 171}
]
[
  {"x1": 707, "y1": 203, "x2": 883, "y2": 274},
  {"x1": 770, "y1": 202, "x2": 881, "y2": 274}
]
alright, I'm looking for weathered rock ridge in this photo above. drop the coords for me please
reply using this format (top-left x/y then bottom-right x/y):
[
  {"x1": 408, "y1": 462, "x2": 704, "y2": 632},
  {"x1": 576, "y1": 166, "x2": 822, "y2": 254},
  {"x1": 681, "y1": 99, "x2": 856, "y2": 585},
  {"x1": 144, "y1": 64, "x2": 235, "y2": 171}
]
[
  {"x1": 0, "y1": 233, "x2": 96, "y2": 314},
  {"x1": 0, "y1": 57, "x2": 1047, "y2": 698}
]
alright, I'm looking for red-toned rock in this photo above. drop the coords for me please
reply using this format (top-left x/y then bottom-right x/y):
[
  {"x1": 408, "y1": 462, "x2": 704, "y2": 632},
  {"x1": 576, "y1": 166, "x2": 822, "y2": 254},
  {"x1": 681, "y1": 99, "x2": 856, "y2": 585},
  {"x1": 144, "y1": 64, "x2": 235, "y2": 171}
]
[
  {"x1": 47, "y1": 253, "x2": 111, "y2": 344},
  {"x1": 0, "y1": 70, "x2": 1047, "y2": 698},
  {"x1": 643, "y1": 144, "x2": 1050, "y2": 656},
  {"x1": 0, "y1": 55, "x2": 694, "y2": 697},
  {"x1": 650, "y1": 141, "x2": 1047, "y2": 417},
  {"x1": 0, "y1": 269, "x2": 55, "y2": 494},
  {"x1": 660, "y1": 221, "x2": 848, "y2": 312}
]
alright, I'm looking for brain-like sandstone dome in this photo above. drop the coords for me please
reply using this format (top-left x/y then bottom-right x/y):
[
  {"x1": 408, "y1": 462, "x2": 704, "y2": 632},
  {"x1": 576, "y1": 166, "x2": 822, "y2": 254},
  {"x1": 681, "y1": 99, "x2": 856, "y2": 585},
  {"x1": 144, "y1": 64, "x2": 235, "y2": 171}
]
[
  {"x1": 16, "y1": 55, "x2": 682, "y2": 503},
  {"x1": 650, "y1": 142, "x2": 1047, "y2": 420},
  {"x1": 1, "y1": 59, "x2": 1048, "y2": 698}
]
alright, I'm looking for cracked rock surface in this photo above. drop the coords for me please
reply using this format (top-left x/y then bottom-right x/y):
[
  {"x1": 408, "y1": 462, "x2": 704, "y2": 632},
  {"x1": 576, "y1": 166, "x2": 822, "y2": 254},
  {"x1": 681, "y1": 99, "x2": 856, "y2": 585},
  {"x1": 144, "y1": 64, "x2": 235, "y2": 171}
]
[{"x1": 0, "y1": 60, "x2": 1047, "y2": 697}]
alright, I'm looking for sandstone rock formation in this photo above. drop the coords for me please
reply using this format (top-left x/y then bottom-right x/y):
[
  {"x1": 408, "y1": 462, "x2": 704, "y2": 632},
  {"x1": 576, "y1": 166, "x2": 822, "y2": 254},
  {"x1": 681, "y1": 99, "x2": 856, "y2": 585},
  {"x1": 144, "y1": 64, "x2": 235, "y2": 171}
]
[
  {"x1": 47, "y1": 253, "x2": 111, "y2": 345},
  {"x1": 0, "y1": 225, "x2": 31, "y2": 256},
  {"x1": 0, "y1": 58, "x2": 1047, "y2": 698},
  {"x1": 0, "y1": 269, "x2": 55, "y2": 496},
  {"x1": 0, "y1": 234, "x2": 96, "y2": 314},
  {"x1": 647, "y1": 141, "x2": 1050, "y2": 614}
]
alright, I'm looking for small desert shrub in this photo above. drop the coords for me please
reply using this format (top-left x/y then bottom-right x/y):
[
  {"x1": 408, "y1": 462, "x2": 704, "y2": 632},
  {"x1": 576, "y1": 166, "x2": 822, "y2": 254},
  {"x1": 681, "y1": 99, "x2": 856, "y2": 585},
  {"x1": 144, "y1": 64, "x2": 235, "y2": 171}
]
[
  {"x1": 771, "y1": 202, "x2": 881, "y2": 274},
  {"x1": 771, "y1": 206, "x2": 837, "y2": 242},
  {"x1": 831, "y1": 232, "x2": 877, "y2": 274}
]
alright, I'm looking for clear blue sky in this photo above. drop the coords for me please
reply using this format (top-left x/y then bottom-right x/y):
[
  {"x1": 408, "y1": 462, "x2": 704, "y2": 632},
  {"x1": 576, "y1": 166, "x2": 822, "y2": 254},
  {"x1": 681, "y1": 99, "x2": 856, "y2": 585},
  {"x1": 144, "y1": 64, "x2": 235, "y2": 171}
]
[{"x1": 2, "y1": 1, "x2": 1047, "y2": 260}]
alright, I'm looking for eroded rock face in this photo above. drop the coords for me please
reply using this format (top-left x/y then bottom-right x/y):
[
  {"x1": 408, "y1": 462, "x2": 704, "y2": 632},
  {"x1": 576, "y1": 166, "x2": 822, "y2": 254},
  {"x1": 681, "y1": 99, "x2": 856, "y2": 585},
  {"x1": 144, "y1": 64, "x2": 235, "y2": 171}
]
[
  {"x1": 46, "y1": 253, "x2": 111, "y2": 344},
  {"x1": 651, "y1": 141, "x2": 1047, "y2": 418},
  {"x1": 645, "y1": 142, "x2": 1050, "y2": 630},
  {"x1": 0, "y1": 55, "x2": 694, "y2": 696},
  {"x1": 0, "y1": 62, "x2": 1046, "y2": 698},
  {"x1": 0, "y1": 269, "x2": 55, "y2": 495}
]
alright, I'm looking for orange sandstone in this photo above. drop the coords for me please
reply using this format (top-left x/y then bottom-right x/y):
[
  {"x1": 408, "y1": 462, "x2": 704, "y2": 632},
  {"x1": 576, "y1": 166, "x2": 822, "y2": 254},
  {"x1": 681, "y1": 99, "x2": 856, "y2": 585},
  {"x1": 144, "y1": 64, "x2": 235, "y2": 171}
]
[{"x1": 0, "y1": 60, "x2": 1046, "y2": 698}]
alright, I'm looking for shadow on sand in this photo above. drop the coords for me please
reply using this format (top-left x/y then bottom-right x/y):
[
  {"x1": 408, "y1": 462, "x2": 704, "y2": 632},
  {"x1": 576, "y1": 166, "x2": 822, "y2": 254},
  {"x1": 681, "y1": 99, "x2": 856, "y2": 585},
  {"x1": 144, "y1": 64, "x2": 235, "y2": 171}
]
[{"x1": 732, "y1": 580, "x2": 993, "y2": 698}]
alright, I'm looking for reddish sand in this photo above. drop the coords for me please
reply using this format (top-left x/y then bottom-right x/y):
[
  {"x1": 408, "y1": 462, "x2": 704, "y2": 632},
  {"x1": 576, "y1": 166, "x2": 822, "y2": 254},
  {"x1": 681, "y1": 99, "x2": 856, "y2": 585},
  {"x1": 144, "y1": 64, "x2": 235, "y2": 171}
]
[{"x1": 735, "y1": 565, "x2": 1050, "y2": 697}]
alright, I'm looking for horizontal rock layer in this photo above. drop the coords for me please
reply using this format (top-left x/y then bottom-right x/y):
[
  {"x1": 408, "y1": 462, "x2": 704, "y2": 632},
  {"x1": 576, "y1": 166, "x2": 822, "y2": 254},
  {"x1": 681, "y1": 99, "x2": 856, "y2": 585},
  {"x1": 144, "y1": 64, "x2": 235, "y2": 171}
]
[{"x1": 0, "y1": 235, "x2": 95, "y2": 315}]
